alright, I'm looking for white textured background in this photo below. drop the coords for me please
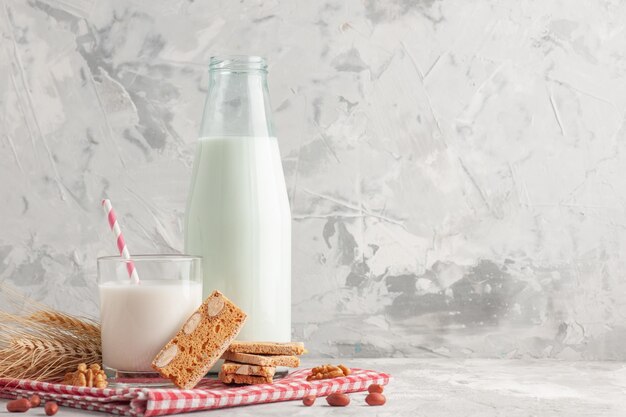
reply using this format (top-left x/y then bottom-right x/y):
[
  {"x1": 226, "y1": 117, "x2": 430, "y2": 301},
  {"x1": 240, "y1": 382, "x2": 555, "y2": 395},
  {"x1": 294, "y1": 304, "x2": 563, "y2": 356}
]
[{"x1": 1, "y1": 0, "x2": 625, "y2": 360}]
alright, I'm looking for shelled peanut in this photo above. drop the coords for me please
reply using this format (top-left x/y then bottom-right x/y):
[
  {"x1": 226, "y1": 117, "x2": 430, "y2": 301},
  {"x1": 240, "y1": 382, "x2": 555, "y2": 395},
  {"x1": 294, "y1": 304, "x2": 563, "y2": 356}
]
[
  {"x1": 300, "y1": 384, "x2": 387, "y2": 408},
  {"x1": 6, "y1": 398, "x2": 30, "y2": 413},
  {"x1": 5, "y1": 395, "x2": 47, "y2": 413},
  {"x1": 28, "y1": 395, "x2": 41, "y2": 407},
  {"x1": 365, "y1": 383, "x2": 386, "y2": 406},
  {"x1": 44, "y1": 401, "x2": 58, "y2": 416},
  {"x1": 302, "y1": 395, "x2": 316, "y2": 406},
  {"x1": 5, "y1": 398, "x2": 60, "y2": 415},
  {"x1": 326, "y1": 393, "x2": 350, "y2": 407}
]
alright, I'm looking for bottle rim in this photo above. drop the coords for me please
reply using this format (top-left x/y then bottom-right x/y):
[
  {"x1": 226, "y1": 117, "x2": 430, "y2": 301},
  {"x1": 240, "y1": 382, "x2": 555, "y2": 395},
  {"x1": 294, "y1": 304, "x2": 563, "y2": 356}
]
[{"x1": 209, "y1": 55, "x2": 267, "y2": 72}]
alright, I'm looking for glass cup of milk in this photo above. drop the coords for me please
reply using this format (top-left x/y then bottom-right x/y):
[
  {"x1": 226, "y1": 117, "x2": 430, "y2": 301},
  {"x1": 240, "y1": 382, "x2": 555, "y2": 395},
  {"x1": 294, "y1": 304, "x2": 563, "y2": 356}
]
[{"x1": 97, "y1": 255, "x2": 202, "y2": 382}]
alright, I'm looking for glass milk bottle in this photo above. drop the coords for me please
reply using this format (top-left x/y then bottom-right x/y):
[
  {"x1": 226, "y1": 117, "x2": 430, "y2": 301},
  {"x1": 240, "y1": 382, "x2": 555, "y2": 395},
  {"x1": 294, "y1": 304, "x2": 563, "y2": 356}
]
[{"x1": 185, "y1": 56, "x2": 291, "y2": 342}]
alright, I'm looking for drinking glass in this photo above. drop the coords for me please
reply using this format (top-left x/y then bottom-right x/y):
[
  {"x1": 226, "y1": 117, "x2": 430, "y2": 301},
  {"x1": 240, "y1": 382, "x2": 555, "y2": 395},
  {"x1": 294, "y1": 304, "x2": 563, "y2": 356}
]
[{"x1": 97, "y1": 255, "x2": 202, "y2": 384}]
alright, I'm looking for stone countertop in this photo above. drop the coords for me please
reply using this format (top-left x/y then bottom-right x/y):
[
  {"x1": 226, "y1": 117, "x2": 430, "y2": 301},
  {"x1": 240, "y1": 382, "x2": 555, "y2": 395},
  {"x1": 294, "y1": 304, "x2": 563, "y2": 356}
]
[{"x1": 1, "y1": 359, "x2": 623, "y2": 416}]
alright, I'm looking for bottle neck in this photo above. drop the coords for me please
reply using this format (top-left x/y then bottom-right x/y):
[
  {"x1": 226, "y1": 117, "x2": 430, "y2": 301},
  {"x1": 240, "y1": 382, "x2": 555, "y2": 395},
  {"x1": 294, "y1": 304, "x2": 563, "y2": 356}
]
[{"x1": 199, "y1": 69, "x2": 274, "y2": 138}]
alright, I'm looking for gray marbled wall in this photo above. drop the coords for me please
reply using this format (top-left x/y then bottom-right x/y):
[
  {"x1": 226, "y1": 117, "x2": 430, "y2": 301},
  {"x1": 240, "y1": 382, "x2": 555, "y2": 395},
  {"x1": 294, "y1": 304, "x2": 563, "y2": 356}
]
[{"x1": 1, "y1": 0, "x2": 625, "y2": 360}]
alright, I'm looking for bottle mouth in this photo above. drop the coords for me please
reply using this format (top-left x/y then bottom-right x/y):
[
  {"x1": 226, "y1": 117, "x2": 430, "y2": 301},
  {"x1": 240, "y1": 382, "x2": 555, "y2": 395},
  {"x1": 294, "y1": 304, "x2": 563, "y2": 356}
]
[{"x1": 209, "y1": 55, "x2": 267, "y2": 72}]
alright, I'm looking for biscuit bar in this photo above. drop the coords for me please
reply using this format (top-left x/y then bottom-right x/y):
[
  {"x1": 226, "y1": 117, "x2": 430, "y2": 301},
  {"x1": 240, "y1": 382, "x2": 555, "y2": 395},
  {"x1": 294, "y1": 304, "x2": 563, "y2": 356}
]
[
  {"x1": 219, "y1": 370, "x2": 272, "y2": 385},
  {"x1": 227, "y1": 341, "x2": 305, "y2": 356},
  {"x1": 221, "y1": 351, "x2": 300, "y2": 367},
  {"x1": 152, "y1": 290, "x2": 247, "y2": 389},
  {"x1": 221, "y1": 361, "x2": 276, "y2": 377}
]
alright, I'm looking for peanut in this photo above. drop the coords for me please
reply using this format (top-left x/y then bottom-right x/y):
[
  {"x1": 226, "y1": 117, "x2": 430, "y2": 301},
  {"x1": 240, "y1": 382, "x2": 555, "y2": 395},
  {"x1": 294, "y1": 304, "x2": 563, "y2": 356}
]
[
  {"x1": 29, "y1": 394, "x2": 41, "y2": 407},
  {"x1": 6, "y1": 398, "x2": 31, "y2": 412},
  {"x1": 365, "y1": 392, "x2": 386, "y2": 406},
  {"x1": 368, "y1": 383, "x2": 384, "y2": 394},
  {"x1": 44, "y1": 401, "x2": 59, "y2": 416},
  {"x1": 326, "y1": 393, "x2": 350, "y2": 407},
  {"x1": 302, "y1": 395, "x2": 316, "y2": 406}
]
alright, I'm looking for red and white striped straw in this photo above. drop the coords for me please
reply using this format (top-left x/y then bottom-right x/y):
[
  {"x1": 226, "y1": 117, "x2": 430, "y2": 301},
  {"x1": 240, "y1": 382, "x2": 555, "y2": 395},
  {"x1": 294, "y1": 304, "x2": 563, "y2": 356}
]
[{"x1": 101, "y1": 199, "x2": 140, "y2": 284}]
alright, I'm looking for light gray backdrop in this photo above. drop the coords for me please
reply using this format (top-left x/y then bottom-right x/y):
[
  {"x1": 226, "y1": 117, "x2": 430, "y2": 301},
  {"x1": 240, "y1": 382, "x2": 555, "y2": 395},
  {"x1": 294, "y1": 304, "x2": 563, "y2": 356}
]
[{"x1": 1, "y1": 0, "x2": 625, "y2": 360}]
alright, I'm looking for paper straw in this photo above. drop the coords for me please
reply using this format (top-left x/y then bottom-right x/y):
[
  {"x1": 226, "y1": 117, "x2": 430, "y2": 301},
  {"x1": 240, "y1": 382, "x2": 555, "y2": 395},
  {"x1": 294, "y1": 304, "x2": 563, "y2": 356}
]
[{"x1": 101, "y1": 199, "x2": 140, "y2": 284}]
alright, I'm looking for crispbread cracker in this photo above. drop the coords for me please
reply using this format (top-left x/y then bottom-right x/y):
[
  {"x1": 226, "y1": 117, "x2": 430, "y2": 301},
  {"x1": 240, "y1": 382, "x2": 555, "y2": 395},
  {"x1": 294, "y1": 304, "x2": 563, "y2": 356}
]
[
  {"x1": 219, "y1": 370, "x2": 273, "y2": 385},
  {"x1": 221, "y1": 361, "x2": 276, "y2": 377},
  {"x1": 152, "y1": 291, "x2": 246, "y2": 389},
  {"x1": 221, "y1": 351, "x2": 300, "y2": 367},
  {"x1": 227, "y1": 341, "x2": 305, "y2": 356}
]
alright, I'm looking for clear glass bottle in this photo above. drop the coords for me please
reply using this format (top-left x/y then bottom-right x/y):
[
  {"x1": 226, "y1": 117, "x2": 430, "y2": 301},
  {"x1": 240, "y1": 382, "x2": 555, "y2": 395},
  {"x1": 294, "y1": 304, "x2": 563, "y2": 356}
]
[{"x1": 185, "y1": 56, "x2": 291, "y2": 342}]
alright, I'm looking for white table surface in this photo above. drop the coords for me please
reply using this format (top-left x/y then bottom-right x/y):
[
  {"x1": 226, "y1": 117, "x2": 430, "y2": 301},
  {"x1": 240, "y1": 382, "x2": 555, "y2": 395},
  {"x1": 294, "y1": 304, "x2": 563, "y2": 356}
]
[{"x1": 1, "y1": 358, "x2": 623, "y2": 416}]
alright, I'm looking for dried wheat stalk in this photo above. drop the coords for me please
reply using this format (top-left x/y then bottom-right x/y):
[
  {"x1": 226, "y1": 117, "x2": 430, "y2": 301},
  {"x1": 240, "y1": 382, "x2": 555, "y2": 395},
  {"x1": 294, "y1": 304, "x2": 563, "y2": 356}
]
[
  {"x1": 0, "y1": 284, "x2": 101, "y2": 382},
  {"x1": 28, "y1": 311, "x2": 100, "y2": 337}
]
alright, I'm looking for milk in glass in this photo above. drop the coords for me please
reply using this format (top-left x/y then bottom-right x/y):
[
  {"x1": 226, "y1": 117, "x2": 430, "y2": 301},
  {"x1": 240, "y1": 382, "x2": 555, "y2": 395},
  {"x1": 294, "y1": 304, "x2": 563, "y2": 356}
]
[{"x1": 99, "y1": 280, "x2": 202, "y2": 372}]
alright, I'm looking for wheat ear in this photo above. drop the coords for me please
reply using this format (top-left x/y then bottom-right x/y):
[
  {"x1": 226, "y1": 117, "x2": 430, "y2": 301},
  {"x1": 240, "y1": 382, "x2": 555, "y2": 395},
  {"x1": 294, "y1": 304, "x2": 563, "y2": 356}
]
[
  {"x1": 0, "y1": 285, "x2": 102, "y2": 382},
  {"x1": 28, "y1": 311, "x2": 100, "y2": 337}
]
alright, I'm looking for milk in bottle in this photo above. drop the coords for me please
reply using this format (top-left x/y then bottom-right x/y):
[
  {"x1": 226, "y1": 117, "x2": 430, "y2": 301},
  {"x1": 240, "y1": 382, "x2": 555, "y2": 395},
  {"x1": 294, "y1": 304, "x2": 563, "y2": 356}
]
[{"x1": 185, "y1": 56, "x2": 291, "y2": 342}]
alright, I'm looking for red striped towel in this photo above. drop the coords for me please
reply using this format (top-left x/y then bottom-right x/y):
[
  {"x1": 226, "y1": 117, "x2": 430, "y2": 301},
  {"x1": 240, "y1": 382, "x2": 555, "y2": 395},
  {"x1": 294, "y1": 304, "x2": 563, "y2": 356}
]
[{"x1": 0, "y1": 368, "x2": 390, "y2": 416}]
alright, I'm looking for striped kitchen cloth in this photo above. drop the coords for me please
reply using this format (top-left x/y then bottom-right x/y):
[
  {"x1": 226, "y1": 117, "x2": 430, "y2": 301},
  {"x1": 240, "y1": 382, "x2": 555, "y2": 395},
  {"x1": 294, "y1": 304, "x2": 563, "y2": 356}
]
[{"x1": 0, "y1": 368, "x2": 391, "y2": 416}]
